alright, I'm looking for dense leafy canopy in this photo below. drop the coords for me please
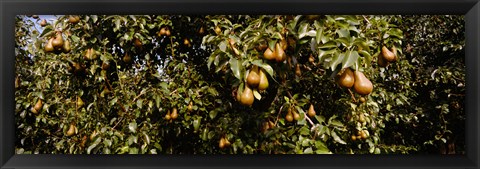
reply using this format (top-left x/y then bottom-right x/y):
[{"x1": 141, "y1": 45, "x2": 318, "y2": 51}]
[{"x1": 15, "y1": 15, "x2": 464, "y2": 154}]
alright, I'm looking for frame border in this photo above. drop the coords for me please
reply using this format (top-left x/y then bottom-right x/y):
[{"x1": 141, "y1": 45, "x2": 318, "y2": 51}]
[{"x1": 1, "y1": 0, "x2": 479, "y2": 169}]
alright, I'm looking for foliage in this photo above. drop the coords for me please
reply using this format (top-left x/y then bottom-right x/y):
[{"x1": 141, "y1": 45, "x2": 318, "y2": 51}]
[{"x1": 14, "y1": 15, "x2": 464, "y2": 154}]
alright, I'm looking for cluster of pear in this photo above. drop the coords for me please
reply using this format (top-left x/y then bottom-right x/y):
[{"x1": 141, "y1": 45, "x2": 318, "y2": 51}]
[
  {"x1": 44, "y1": 31, "x2": 70, "y2": 54},
  {"x1": 261, "y1": 120, "x2": 276, "y2": 133},
  {"x1": 262, "y1": 39, "x2": 287, "y2": 62},
  {"x1": 29, "y1": 99, "x2": 43, "y2": 114},
  {"x1": 68, "y1": 15, "x2": 80, "y2": 24},
  {"x1": 336, "y1": 68, "x2": 373, "y2": 96},
  {"x1": 157, "y1": 26, "x2": 171, "y2": 37},
  {"x1": 285, "y1": 107, "x2": 300, "y2": 122},
  {"x1": 377, "y1": 46, "x2": 398, "y2": 67},
  {"x1": 218, "y1": 136, "x2": 231, "y2": 149},
  {"x1": 164, "y1": 107, "x2": 179, "y2": 121},
  {"x1": 237, "y1": 65, "x2": 269, "y2": 106},
  {"x1": 351, "y1": 129, "x2": 369, "y2": 141}
]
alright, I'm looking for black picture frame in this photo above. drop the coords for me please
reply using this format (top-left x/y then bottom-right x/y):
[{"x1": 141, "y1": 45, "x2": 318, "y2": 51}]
[{"x1": 1, "y1": 0, "x2": 479, "y2": 169}]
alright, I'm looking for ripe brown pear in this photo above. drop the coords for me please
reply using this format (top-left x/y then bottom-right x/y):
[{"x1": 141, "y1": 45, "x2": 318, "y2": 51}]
[
  {"x1": 159, "y1": 27, "x2": 167, "y2": 36},
  {"x1": 198, "y1": 26, "x2": 205, "y2": 35},
  {"x1": 165, "y1": 110, "x2": 171, "y2": 120},
  {"x1": 30, "y1": 99, "x2": 43, "y2": 114},
  {"x1": 219, "y1": 137, "x2": 226, "y2": 149},
  {"x1": 337, "y1": 68, "x2": 355, "y2": 88},
  {"x1": 353, "y1": 71, "x2": 373, "y2": 95},
  {"x1": 263, "y1": 47, "x2": 276, "y2": 60},
  {"x1": 377, "y1": 53, "x2": 389, "y2": 67},
  {"x1": 183, "y1": 38, "x2": 191, "y2": 46},
  {"x1": 187, "y1": 102, "x2": 193, "y2": 112},
  {"x1": 62, "y1": 39, "x2": 71, "y2": 53},
  {"x1": 240, "y1": 85, "x2": 254, "y2": 106},
  {"x1": 52, "y1": 32, "x2": 64, "y2": 49},
  {"x1": 66, "y1": 123, "x2": 76, "y2": 137},
  {"x1": 308, "y1": 104, "x2": 316, "y2": 118},
  {"x1": 257, "y1": 68, "x2": 269, "y2": 91},
  {"x1": 44, "y1": 38, "x2": 55, "y2": 53},
  {"x1": 40, "y1": 19, "x2": 47, "y2": 27},
  {"x1": 102, "y1": 62, "x2": 110, "y2": 70},
  {"x1": 171, "y1": 107, "x2": 178, "y2": 120},
  {"x1": 165, "y1": 28, "x2": 171, "y2": 37},
  {"x1": 275, "y1": 43, "x2": 286, "y2": 62},
  {"x1": 246, "y1": 66, "x2": 260, "y2": 87},
  {"x1": 293, "y1": 110, "x2": 300, "y2": 121},
  {"x1": 381, "y1": 46, "x2": 396, "y2": 62},
  {"x1": 285, "y1": 108, "x2": 294, "y2": 122},
  {"x1": 134, "y1": 38, "x2": 142, "y2": 48},
  {"x1": 69, "y1": 15, "x2": 80, "y2": 24},
  {"x1": 123, "y1": 53, "x2": 132, "y2": 63},
  {"x1": 359, "y1": 97, "x2": 366, "y2": 103}
]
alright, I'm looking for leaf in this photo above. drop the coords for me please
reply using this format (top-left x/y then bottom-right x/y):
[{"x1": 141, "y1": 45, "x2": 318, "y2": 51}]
[
  {"x1": 251, "y1": 60, "x2": 274, "y2": 77},
  {"x1": 304, "y1": 148, "x2": 313, "y2": 154},
  {"x1": 219, "y1": 41, "x2": 227, "y2": 53},
  {"x1": 330, "y1": 53, "x2": 344, "y2": 71},
  {"x1": 253, "y1": 89, "x2": 261, "y2": 100},
  {"x1": 342, "y1": 50, "x2": 359, "y2": 69},
  {"x1": 229, "y1": 57, "x2": 241, "y2": 80},
  {"x1": 209, "y1": 110, "x2": 218, "y2": 119},
  {"x1": 298, "y1": 22, "x2": 309, "y2": 39},
  {"x1": 331, "y1": 130, "x2": 347, "y2": 144},
  {"x1": 39, "y1": 26, "x2": 53, "y2": 37},
  {"x1": 87, "y1": 136, "x2": 102, "y2": 154},
  {"x1": 329, "y1": 120, "x2": 344, "y2": 127},
  {"x1": 128, "y1": 122, "x2": 137, "y2": 133}
]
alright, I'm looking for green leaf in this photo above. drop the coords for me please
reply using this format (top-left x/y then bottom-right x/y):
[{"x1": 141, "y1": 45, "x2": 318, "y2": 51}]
[
  {"x1": 229, "y1": 57, "x2": 241, "y2": 80},
  {"x1": 331, "y1": 130, "x2": 347, "y2": 144},
  {"x1": 128, "y1": 122, "x2": 137, "y2": 133},
  {"x1": 253, "y1": 89, "x2": 261, "y2": 100},
  {"x1": 219, "y1": 41, "x2": 227, "y2": 52},
  {"x1": 330, "y1": 53, "x2": 344, "y2": 71},
  {"x1": 342, "y1": 50, "x2": 359, "y2": 69},
  {"x1": 209, "y1": 110, "x2": 218, "y2": 119},
  {"x1": 251, "y1": 60, "x2": 274, "y2": 77},
  {"x1": 87, "y1": 136, "x2": 102, "y2": 154}
]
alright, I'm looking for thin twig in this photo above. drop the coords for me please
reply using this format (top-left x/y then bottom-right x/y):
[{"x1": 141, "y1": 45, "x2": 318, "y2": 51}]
[{"x1": 348, "y1": 88, "x2": 357, "y2": 103}]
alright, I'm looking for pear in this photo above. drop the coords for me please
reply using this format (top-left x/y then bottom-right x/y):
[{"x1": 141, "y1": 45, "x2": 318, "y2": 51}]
[
  {"x1": 66, "y1": 123, "x2": 76, "y2": 137},
  {"x1": 293, "y1": 110, "x2": 300, "y2": 121},
  {"x1": 69, "y1": 15, "x2": 80, "y2": 24},
  {"x1": 263, "y1": 47, "x2": 276, "y2": 60},
  {"x1": 377, "y1": 53, "x2": 390, "y2": 67},
  {"x1": 89, "y1": 48, "x2": 98, "y2": 60},
  {"x1": 52, "y1": 32, "x2": 64, "y2": 49},
  {"x1": 187, "y1": 102, "x2": 193, "y2": 112},
  {"x1": 353, "y1": 71, "x2": 373, "y2": 95},
  {"x1": 102, "y1": 61, "x2": 110, "y2": 70},
  {"x1": 165, "y1": 28, "x2": 171, "y2": 37},
  {"x1": 275, "y1": 43, "x2": 286, "y2": 62},
  {"x1": 183, "y1": 38, "x2": 191, "y2": 46},
  {"x1": 134, "y1": 38, "x2": 142, "y2": 48},
  {"x1": 307, "y1": 104, "x2": 316, "y2": 117},
  {"x1": 15, "y1": 76, "x2": 20, "y2": 89},
  {"x1": 351, "y1": 135, "x2": 357, "y2": 141},
  {"x1": 268, "y1": 121, "x2": 275, "y2": 129},
  {"x1": 198, "y1": 26, "x2": 205, "y2": 35},
  {"x1": 381, "y1": 46, "x2": 396, "y2": 62},
  {"x1": 165, "y1": 110, "x2": 171, "y2": 120},
  {"x1": 44, "y1": 38, "x2": 55, "y2": 53},
  {"x1": 280, "y1": 38, "x2": 288, "y2": 50},
  {"x1": 308, "y1": 54, "x2": 315, "y2": 63},
  {"x1": 214, "y1": 26, "x2": 222, "y2": 35},
  {"x1": 359, "y1": 97, "x2": 366, "y2": 103},
  {"x1": 40, "y1": 19, "x2": 47, "y2": 27},
  {"x1": 62, "y1": 39, "x2": 71, "y2": 53},
  {"x1": 246, "y1": 66, "x2": 260, "y2": 87},
  {"x1": 159, "y1": 27, "x2": 167, "y2": 36},
  {"x1": 171, "y1": 107, "x2": 178, "y2": 120},
  {"x1": 219, "y1": 137, "x2": 226, "y2": 149},
  {"x1": 359, "y1": 114, "x2": 366, "y2": 123},
  {"x1": 236, "y1": 88, "x2": 242, "y2": 102},
  {"x1": 123, "y1": 53, "x2": 132, "y2": 63},
  {"x1": 285, "y1": 108, "x2": 294, "y2": 122},
  {"x1": 30, "y1": 99, "x2": 43, "y2": 114},
  {"x1": 337, "y1": 68, "x2": 355, "y2": 88},
  {"x1": 295, "y1": 64, "x2": 302, "y2": 76},
  {"x1": 77, "y1": 96, "x2": 84, "y2": 108},
  {"x1": 257, "y1": 68, "x2": 269, "y2": 91},
  {"x1": 240, "y1": 85, "x2": 254, "y2": 106}
]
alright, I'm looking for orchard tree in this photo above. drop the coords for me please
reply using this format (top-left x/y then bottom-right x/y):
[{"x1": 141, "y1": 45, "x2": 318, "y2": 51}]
[{"x1": 14, "y1": 15, "x2": 464, "y2": 154}]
